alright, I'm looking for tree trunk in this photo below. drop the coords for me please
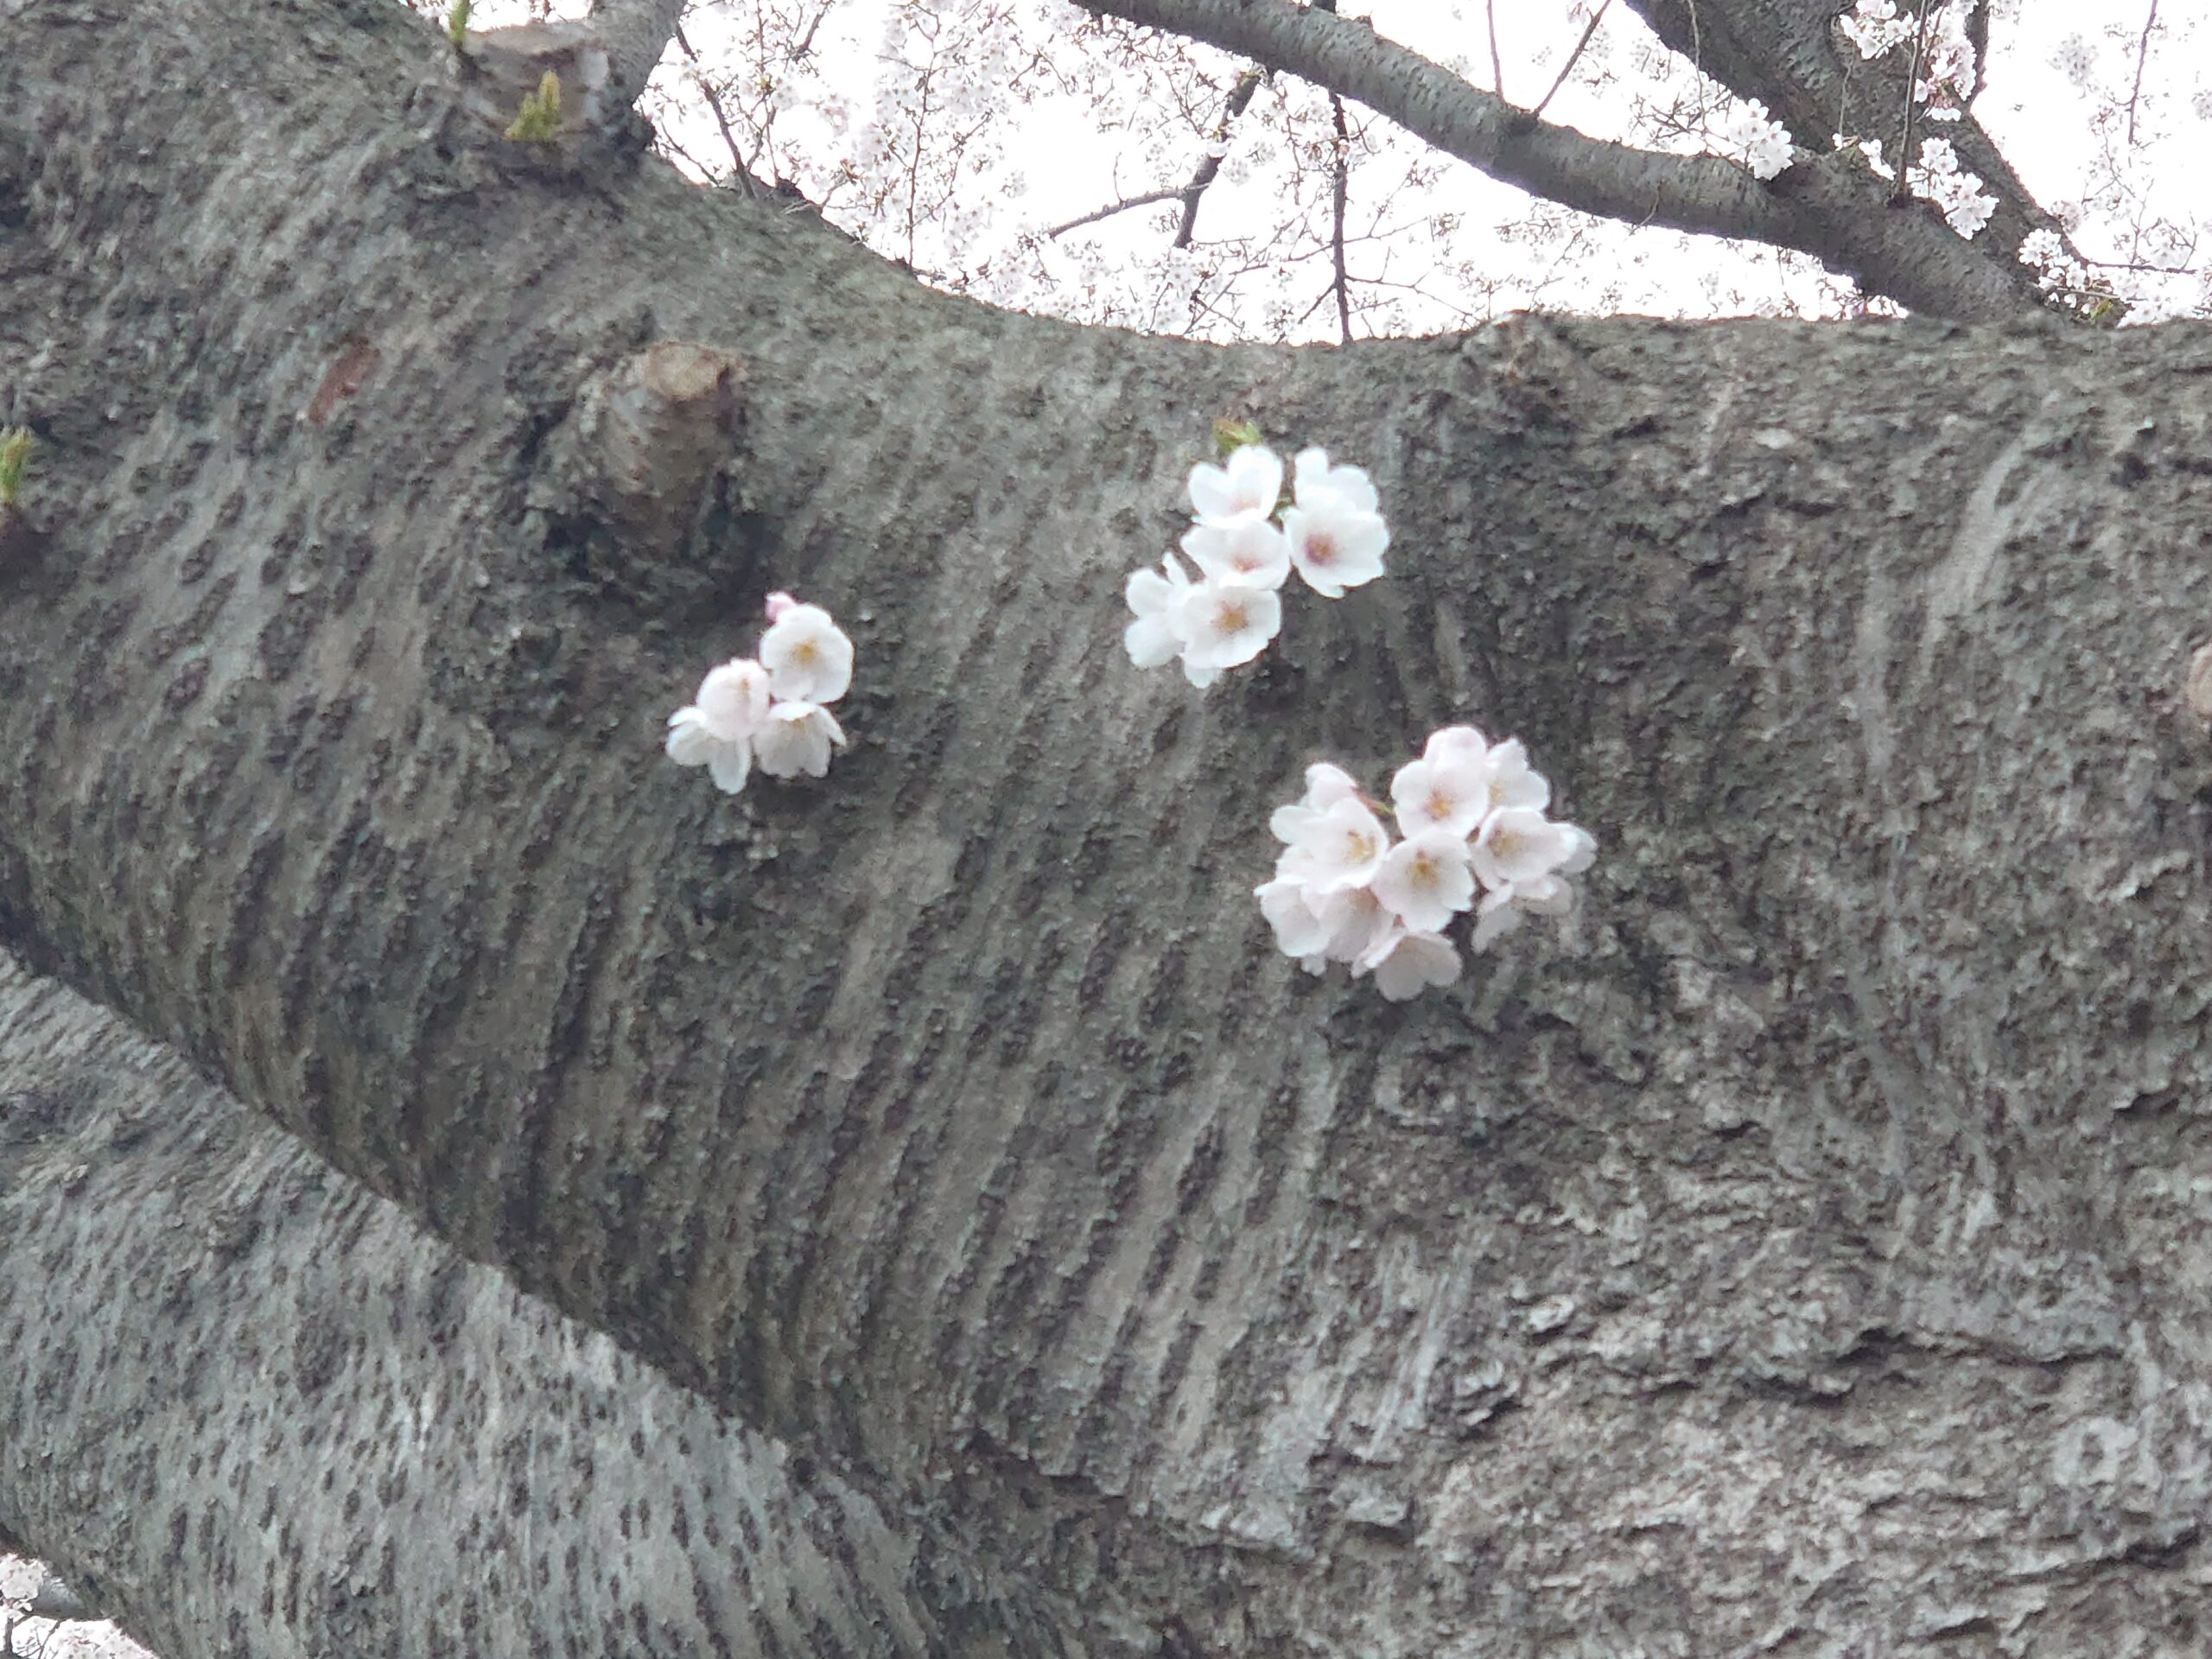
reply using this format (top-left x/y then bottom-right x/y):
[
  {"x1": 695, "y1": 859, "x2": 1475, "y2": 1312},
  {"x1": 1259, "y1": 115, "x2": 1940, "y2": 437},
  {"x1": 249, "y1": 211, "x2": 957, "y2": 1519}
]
[{"x1": 7, "y1": 2, "x2": 2212, "y2": 1654}]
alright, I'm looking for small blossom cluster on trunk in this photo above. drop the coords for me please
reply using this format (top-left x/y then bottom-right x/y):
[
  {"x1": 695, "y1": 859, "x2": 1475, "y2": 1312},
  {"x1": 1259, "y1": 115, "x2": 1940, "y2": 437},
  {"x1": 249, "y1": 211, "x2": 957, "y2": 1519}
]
[
  {"x1": 665, "y1": 594, "x2": 854, "y2": 797},
  {"x1": 1122, "y1": 441, "x2": 1389, "y2": 687},
  {"x1": 1257, "y1": 730, "x2": 1596, "y2": 1001}
]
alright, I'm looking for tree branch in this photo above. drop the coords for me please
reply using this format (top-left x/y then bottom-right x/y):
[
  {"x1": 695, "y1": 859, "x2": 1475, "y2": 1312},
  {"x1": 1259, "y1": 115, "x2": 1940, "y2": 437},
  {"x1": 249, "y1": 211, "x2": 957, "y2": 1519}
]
[
  {"x1": 1046, "y1": 186, "x2": 1191, "y2": 239},
  {"x1": 1329, "y1": 92, "x2": 1352, "y2": 342},
  {"x1": 1177, "y1": 65, "x2": 1265, "y2": 248},
  {"x1": 2126, "y1": 0, "x2": 2160, "y2": 145},
  {"x1": 0, "y1": 951, "x2": 1009, "y2": 1659},
  {"x1": 1620, "y1": 0, "x2": 2060, "y2": 296},
  {"x1": 674, "y1": 18, "x2": 766, "y2": 197},
  {"x1": 588, "y1": 0, "x2": 686, "y2": 114},
  {"x1": 1074, "y1": 0, "x2": 2039, "y2": 321},
  {"x1": 1045, "y1": 66, "x2": 1265, "y2": 248},
  {"x1": 1533, "y1": 0, "x2": 1612, "y2": 122}
]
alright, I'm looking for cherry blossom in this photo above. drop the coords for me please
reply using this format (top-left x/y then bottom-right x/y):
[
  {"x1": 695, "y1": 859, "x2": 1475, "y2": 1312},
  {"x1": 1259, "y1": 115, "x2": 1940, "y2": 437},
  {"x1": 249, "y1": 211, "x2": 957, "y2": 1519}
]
[
  {"x1": 1256, "y1": 875, "x2": 1338, "y2": 961},
  {"x1": 665, "y1": 658, "x2": 772, "y2": 795},
  {"x1": 1124, "y1": 551, "x2": 1196, "y2": 669},
  {"x1": 666, "y1": 594, "x2": 855, "y2": 799},
  {"x1": 1390, "y1": 751, "x2": 1488, "y2": 837},
  {"x1": 1471, "y1": 806, "x2": 1578, "y2": 890},
  {"x1": 1269, "y1": 761, "x2": 1361, "y2": 844},
  {"x1": 1282, "y1": 493, "x2": 1389, "y2": 599},
  {"x1": 1723, "y1": 99, "x2": 1794, "y2": 182},
  {"x1": 1281, "y1": 796, "x2": 1391, "y2": 894},
  {"x1": 1292, "y1": 448, "x2": 1380, "y2": 514},
  {"x1": 1910, "y1": 137, "x2": 1996, "y2": 240},
  {"x1": 753, "y1": 699, "x2": 848, "y2": 779},
  {"x1": 1255, "y1": 728, "x2": 1597, "y2": 1001},
  {"x1": 1176, "y1": 579, "x2": 1281, "y2": 682},
  {"x1": 1425, "y1": 724, "x2": 1490, "y2": 766},
  {"x1": 1472, "y1": 738, "x2": 1551, "y2": 817},
  {"x1": 1357, "y1": 928, "x2": 1462, "y2": 1002},
  {"x1": 1370, "y1": 830, "x2": 1477, "y2": 933},
  {"x1": 760, "y1": 601, "x2": 855, "y2": 703},
  {"x1": 1123, "y1": 433, "x2": 1389, "y2": 688},
  {"x1": 1188, "y1": 443, "x2": 1283, "y2": 524},
  {"x1": 1182, "y1": 515, "x2": 1293, "y2": 589}
]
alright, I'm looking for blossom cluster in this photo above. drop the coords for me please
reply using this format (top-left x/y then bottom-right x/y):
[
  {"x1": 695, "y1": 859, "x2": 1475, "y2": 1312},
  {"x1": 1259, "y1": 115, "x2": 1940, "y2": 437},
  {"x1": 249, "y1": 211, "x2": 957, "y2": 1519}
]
[
  {"x1": 1124, "y1": 441, "x2": 1389, "y2": 687},
  {"x1": 2017, "y1": 227, "x2": 2089, "y2": 297},
  {"x1": 1910, "y1": 136, "x2": 1996, "y2": 239},
  {"x1": 1255, "y1": 727, "x2": 1596, "y2": 1002},
  {"x1": 1722, "y1": 99, "x2": 1795, "y2": 182},
  {"x1": 1838, "y1": 0, "x2": 1979, "y2": 113},
  {"x1": 665, "y1": 594, "x2": 852, "y2": 796},
  {"x1": 1832, "y1": 132, "x2": 1896, "y2": 182}
]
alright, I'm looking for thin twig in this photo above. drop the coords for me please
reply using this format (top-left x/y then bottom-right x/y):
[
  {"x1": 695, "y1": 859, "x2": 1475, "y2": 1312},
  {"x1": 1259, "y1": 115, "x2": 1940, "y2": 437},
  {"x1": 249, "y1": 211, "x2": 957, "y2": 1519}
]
[
  {"x1": 2126, "y1": 0, "x2": 2159, "y2": 145},
  {"x1": 1329, "y1": 92, "x2": 1352, "y2": 343},
  {"x1": 1045, "y1": 64, "x2": 1264, "y2": 244},
  {"x1": 792, "y1": 0, "x2": 834, "y2": 60},
  {"x1": 1533, "y1": 0, "x2": 1611, "y2": 122},
  {"x1": 1175, "y1": 66, "x2": 1264, "y2": 246},
  {"x1": 1894, "y1": 0, "x2": 1934, "y2": 206},
  {"x1": 657, "y1": 125, "x2": 719, "y2": 179},
  {"x1": 1046, "y1": 188, "x2": 1190, "y2": 238},
  {"x1": 1484, "y1": 0, "x2": 1504, "y2": 97},
  {"x1": 674, "y1": 20, "x2": 764, "y2": 198}
]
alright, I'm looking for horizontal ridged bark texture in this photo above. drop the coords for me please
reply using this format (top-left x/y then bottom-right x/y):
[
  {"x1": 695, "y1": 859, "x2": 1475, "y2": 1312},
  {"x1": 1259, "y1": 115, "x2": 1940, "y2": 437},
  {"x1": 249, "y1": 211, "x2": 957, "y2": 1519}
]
[{"x1": 6, "y1": 0, "x2": 2212, "y2": 1653}]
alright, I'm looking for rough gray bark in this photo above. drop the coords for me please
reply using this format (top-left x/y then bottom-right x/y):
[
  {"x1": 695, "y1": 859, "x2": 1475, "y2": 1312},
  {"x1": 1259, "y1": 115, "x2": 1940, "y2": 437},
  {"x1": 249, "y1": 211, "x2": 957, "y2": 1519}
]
[
  {"x1": 0, "y1": 955, "x2": 1012, "y2": 1658},
  {"x1": 6, "y1": 1, "x2": 2212, "y2": 1656},
  {"x1": 1080, "y1": 0, "x2": 2044, "y2": 322}
]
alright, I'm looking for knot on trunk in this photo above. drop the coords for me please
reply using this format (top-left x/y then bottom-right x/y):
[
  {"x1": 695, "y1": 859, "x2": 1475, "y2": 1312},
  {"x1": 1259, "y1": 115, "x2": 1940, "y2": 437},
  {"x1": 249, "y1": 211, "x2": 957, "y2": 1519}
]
[{"x1": 569, "y1": 340, "x2": 744, "y2": 551}]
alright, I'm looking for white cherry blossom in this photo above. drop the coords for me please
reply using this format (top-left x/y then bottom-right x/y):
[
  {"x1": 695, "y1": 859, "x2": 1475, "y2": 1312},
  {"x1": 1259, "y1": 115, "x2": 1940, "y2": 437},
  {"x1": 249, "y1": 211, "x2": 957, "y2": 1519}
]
[
  {"x1": 1471, "y1": 806, "x2": 1577, "y2": 890},
  {"x1": 1187, "y1": 444, "x2": 1283, "y2": 524},
  {"x1": 1256, "y1": 728, "x2": 1594, "y2": 995},
  {"x1": 1472, "y1": 870, "x2": 1581, "y2": 950},
  {"x1": 1126, "y1": 437, "x2": 1391, "y2": 688},
  {"x1": 1281, "y1": 494, "x2": 1389, "y2": 599},
  {"x1": 1357, "y1": 927, "x2": 1462, "y2": 1001},
  {"x1": 1515, "y1": 873, "x2": 1580, "y2": 915},
  {"x1": 1370, "y1": 829, "x2": 1477, "y2": 933},
  {"x1": 1292, "y1": 448, "x2": 1380, "y2": 514},
  {"x1": 1256, "y1": 875, "x2": 1337, "y2": 960},
  {"x1": 1316, "y1": 886, "x2": 1395, "y2": 968},
  {"x1": 1910, "y1": 137, "x2": 1996, "y2": 239},
  {"x1": 1472, "y1": 738, "x2": 1551, "y2": 817},
  {"x1": 1724, "y1": 99, "x2": 1794, "y2": 181},
  {"x1": 753, "y1": 700, "x2": 848, "y2": 779},
  {"x1": 1182, "y1": 515, "x2": 1291, "y2": 589},
  {"x1": 1124, "y1": 551, "x2": 1195, "y2": 669},
  {"x1": 697, "y1": 658, "x2": 772, "y2": 739},
  {"x1": 665, "y1": 658, "x2": 772, "y2": 795},
  {"x1": 1269, "y1": 761, "x2": 1361, "y2": 844},
  {"x1": 1390, "y1": 752, "x2": 1488, "y2": 837},
  {"x1": 1176, "y1": 579, "x2": 1281, "y2": 682},
  {"x1": 1260, "y1": 872, "x2": 1395, "y2": 975},
  {"x1": 1425, "y1": 724, "x2": 1490, "y2": 766},
  {"x1": 1281, "y1": 796, "x2": 1390, "y2": 893},
  {"x1": 760, "y1": 603, "x2": 855, "y2": 704}
]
